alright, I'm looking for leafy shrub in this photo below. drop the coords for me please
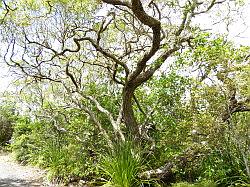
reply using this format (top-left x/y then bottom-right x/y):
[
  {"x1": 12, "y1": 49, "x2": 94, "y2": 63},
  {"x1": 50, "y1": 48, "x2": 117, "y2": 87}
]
[
  {"x1": 195, "y1": 116, "x2": 250, "y2": 186},
  {"x1": 10, "y1": 117, "x2": 35, "y2": 163},
  {"x1": 0, "y1": 105, "x2": 17, "y2": 146},
  {"x1": 11, "y1": 112, "x2": 104, "y2": 183}
]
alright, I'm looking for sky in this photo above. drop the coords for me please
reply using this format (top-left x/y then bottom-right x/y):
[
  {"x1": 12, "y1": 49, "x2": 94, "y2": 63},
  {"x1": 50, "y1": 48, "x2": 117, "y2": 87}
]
[
  {"x1": 0, "y1": 63, "x2": 12, "y2": 94},
  {"x1": 0, "y1": 1, "x2": 250, "y2": 94},
  {"x1": 198, "y1": 0, "x2": 250, "y2": 46}
]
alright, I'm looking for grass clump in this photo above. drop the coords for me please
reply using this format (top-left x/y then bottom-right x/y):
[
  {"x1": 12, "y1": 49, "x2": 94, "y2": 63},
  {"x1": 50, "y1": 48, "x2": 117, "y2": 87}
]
[{"x1": 101, "y1": 140, "x2": 143, "y2": 187}]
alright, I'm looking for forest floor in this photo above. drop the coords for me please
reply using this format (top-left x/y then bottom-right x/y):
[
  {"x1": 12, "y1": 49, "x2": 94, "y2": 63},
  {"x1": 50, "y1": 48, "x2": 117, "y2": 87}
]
[{"x1": 0, "y1": 151, "x2": 47, "y2": 187}]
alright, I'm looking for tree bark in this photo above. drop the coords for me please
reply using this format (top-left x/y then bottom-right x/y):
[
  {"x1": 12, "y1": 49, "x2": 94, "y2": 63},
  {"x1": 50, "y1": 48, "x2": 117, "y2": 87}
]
[{"x1": 122, "y1": 84, "x2": 140, "y2": 139}]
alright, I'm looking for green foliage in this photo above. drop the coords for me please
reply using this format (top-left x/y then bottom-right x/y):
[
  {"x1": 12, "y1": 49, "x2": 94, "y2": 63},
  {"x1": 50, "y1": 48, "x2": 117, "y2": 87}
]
[
  {"x1": 100, "y1": 140, "x2": 143, "y2": 187},
  {"x1": 0, "y1": 104, "x2": 17, "y2": 146},
  {"x1": 11, "y1": 111, "x2": 105, "y2": 183},
  {"x1": 171, "y1": 180, "x2": 217, "y2": 187},
  {"x1": 196, "y1": 116, "x2": 250, "y2": 185},
  {"x1": 4, "y1": 32, "x2": 250, "y2": 186},
  {"x1": 11, "y1": 117, "x2": 41, "y2": 163},
  {"x1": 0, "y1": 0, "x2": 249, "y2": 183},
  {"x1": 135, "y1": 73, "x2": 192, "y2": 169}
]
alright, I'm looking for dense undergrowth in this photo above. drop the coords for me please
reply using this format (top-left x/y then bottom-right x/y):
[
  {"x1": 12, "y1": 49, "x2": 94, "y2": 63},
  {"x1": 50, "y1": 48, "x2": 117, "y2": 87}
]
[
  {"x1": 1, "y1": 79, "x2": 249, "y2": 186},
  {"x1": 1, "y1": 73, "x2": 249, "y2": 186},
  {"x1": 4, "y1": 103, "x2": 249, "y2": 186}
]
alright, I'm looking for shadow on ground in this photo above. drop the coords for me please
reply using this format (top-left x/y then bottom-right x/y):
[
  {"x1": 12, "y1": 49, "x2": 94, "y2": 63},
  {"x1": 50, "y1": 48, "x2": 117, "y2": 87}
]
[{"x1": 0, "y1": 178, "x2": 42, "y2": 187}]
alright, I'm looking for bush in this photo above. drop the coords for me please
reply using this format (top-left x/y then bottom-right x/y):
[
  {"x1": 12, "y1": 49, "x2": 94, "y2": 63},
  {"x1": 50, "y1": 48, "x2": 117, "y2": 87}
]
[
  {"x1": 11, "y1": 117, "x2": 38, "y2": 163},
  {"x1": 0, "y1": 105, "x2": 16, "y2": 146},
  {"x1": 11, "y1": 113, "x2": 104, "y2": 183},
  {"x1": 196, "y1": 125, "x2": 250, "y2": 186}
]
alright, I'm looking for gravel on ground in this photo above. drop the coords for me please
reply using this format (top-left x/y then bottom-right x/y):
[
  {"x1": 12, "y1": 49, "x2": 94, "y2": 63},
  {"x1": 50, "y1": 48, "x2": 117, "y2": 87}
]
[{"x1": 0, "y1": 152, "x2": 46, "y2": 187}]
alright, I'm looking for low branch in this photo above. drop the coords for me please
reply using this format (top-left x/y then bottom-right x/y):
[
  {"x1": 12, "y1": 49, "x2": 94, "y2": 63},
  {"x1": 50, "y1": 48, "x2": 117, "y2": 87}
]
[
  {"x1": 62, "y1": 85, "x2": 114, "y2": 148},
  {"x1": 82, "y1": 95, "x2": 125, "y2": 141},
  {"x1": 139, "y1": 148, "x2": 202, "y2": 182},
  {"x1": 81, "y1": 105, "x2": 114, "y2": 148},
  {"x1": 139, "y1": 162, "x2": 174, "y2": 181}
]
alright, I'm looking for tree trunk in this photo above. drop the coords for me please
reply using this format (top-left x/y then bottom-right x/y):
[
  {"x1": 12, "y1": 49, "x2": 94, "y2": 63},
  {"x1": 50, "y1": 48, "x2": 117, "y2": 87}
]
[{"x1": 122, "y1": 85, "x2": 140, "y2": 139}]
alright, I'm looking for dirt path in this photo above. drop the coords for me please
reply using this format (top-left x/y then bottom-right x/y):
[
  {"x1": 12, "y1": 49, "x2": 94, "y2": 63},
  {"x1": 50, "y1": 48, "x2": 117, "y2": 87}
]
[{"x1": 0, "y1": 152, "x2": 47, "y2": 187}]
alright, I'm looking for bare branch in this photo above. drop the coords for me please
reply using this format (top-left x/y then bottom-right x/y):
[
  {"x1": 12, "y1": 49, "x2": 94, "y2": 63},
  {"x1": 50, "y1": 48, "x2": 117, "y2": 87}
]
[
  {"x1": 101, "y1": 0, "x2": 131, "y2": 8},
  {"x1": 56, "y1": 37, "x2": 130, "y2": 75},
  {"x1": 193, "y1": 0, "x2": 227, "y2": 15},
  {"x1": 82, "y1": 95, "x2": 125, "y2": 141},
  {"x1": 65, "y1": 61, "x2": 79, "y2": 90}
]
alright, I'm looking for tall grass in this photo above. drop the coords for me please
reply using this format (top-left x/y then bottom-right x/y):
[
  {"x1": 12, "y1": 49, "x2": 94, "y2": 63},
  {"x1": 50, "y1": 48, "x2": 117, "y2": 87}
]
[{"x1": 101, "y1": 140, "x2": 142, "y2": 187}]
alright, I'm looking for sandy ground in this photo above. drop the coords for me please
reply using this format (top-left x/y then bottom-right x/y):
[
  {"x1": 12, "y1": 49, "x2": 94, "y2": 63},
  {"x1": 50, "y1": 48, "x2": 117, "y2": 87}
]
[{"x1": 0, "y1": 152, "x2": 46, "y2": 187}]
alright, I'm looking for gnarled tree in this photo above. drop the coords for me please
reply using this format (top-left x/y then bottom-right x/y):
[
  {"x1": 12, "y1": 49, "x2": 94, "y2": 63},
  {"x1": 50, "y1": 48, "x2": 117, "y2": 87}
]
[{"x1": 0, "y1": 0, "x2": 241, "y2": 143}]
